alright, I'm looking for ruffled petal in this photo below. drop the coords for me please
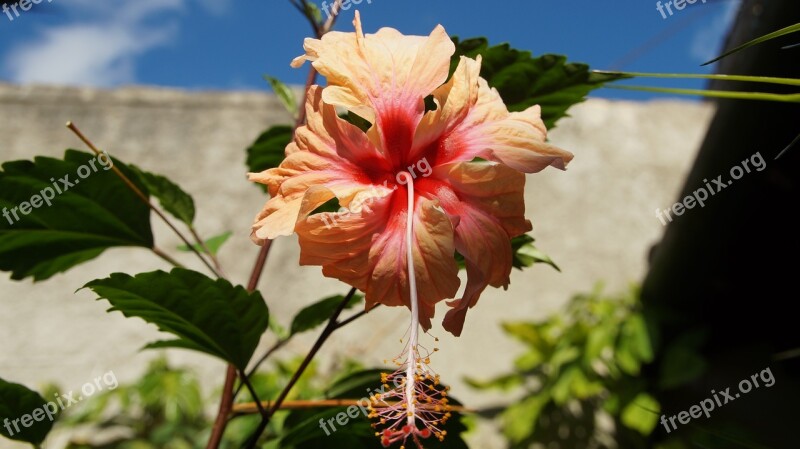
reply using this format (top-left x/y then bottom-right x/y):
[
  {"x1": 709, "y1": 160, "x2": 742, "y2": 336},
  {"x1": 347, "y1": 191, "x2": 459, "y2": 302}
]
[
  {"x1": 249, "y1": 86, "x2": 388, "y2": 242},
  {"x1": 434, "y1": 160, "x2": 532, "y2": 240},
  {"x1": 295, "y1": 190, "x2": 460, "y2": 331},
  {"x1": 443, "y1": 203, "x2": 513, "y2": 336},
  {"x1": 428, "y1": 164, "x2": 523, "y2": 336},
  {"x1": 292, "y1": 12, "x2": 454, "y2": 168},
  {"x1": 415, "y1": 61, "x2": 574, "y2": 173}
]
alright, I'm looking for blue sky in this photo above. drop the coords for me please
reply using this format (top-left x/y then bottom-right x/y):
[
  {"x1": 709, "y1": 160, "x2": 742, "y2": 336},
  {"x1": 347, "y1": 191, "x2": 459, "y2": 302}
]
[{"x1": 0, "y1": 0, "x2": 741, "y2": 100}]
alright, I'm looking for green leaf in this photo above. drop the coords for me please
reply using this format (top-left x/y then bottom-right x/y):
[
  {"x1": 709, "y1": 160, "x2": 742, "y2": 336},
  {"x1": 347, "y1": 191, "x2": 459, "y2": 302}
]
[
  {"x1": 465, "y1": 373, "x2": 524, "y2": 391},
  {"x1": 511, "y1": 235, "x2": 560, "y2": 271},
  {"x1": 703, "y1": 22, "x2": 800, "y2": 66},
  {"x1": 621, "y1": 314, "x2": 653, "y2": 363},
  {"x1": 83, "y1": 268, "x2": 269, "y2": 370},
  {"x1": 304, "y1": 2, "x2": 323, "y2": 24},
  {"x1": 0, "y1": 150, "x2": 153, "y2": 281},
  {"x1": 131, "y1": 166, "x2": 196, "y2": 227},
  {"x1": 290, "y1": 293, "x2": 364, "y2": 336},
  {"x1": 177, "y1": 231, "x2": 232, "y2": 256},
  {"x1": 280, "y1": 369, "x2": 471, "y2": 449},
  {"x1": 659, "y1": 346, "x2": 707, "y2": 390},
  {"x1": 502, "y1": 394, "x2": 550, "y2": 443},
  {"x1": 0, "y1": 378, "x2": 54, "y2": 445},
  {"x1": 263, "y1": 76, "x2": 299, "y2": 118},
  {"x1": 620, "y1": 393, "x2": 660, "y2": 435},
  {"x1": 451, "y1": 37, "x2": 627, "y2": 129},
  {"x1": 245, "y1": 125, "x2": 293, "y2": 179},
  {"x1": 340, "y1": 111, "x2": 372, "y2": 132},
  {"x1": 323, "y1": 368, "x2": 385, "y2": 399}
]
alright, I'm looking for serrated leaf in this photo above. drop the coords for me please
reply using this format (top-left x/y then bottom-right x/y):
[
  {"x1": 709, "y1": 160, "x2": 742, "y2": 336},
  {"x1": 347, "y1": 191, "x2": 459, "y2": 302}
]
[
  {"x1": 0, "y1": 150, "x2": 153, "y2": 281},
  {"x1": 245, "y1": 125, "x2": 294, "y2": 183},
  {"x1": 177, "y1": 231, "x2": 232, "y2": 256},
  {"x1": 452, "y1": 37, "x2": 627, "y2": 129},
  {"x1": 290, "y1": 293, "x2": 364, "y2": 336},
  {"x1": 264, "y1": 76, "x2": 299, "y2": 118},
  {"x1": 0, "y1": 378, "x2": 54, "y2": 445},
  {"x1": 131, "y1": 166, "x2": 195, "y2": 227},
  {"x1": 83, "y1": 268, "x2": 269, "y2": 370}
]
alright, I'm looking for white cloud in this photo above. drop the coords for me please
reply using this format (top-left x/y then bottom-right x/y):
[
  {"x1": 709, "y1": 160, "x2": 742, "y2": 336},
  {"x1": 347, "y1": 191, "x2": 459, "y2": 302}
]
[
  {"x1": 196, "y1": 0, "x2": 233, "y2": 16},
  {"x1": 690, "y1": 0, "x2": 741, "y2": 62},
  {"x1": 4, "y1": 0, "x2": 187, "y2": 87}
]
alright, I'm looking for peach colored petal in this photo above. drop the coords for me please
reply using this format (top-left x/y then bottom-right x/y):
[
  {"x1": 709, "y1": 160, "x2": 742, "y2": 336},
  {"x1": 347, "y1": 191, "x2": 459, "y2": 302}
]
[
  {"x1": 417, "y1": 70, "x2": 574, "y2": 173},
  {"x1": 249, "y1": 86, "x2": 391, "y2": 243},
  {"x1": 411, "y1": 56, "x2": 482, "y2": 163},
  {"x1": 434, "y1": 161, "x2": 532, "y2": 239},
  {"x1": 295, "y1": 191, "x2": 460, "y2": 331},
  {"x1": 293, "y1": 12, "x2": 454, "y2": 124},
  {"x1": 440, "y1": 202, "x2": 513, "y2": 336}
]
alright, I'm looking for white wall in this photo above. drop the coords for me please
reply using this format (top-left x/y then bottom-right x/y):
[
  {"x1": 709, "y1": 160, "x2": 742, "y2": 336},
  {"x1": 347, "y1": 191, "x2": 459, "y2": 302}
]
[{"x1": 0, "y1": 83, "x2": 714, "y2": 448}]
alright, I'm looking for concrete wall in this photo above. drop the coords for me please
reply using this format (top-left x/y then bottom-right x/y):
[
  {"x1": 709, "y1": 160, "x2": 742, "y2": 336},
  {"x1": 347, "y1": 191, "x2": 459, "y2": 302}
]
[{"x1": 0, "y1": 83, "x2": 714, "y2": 448}]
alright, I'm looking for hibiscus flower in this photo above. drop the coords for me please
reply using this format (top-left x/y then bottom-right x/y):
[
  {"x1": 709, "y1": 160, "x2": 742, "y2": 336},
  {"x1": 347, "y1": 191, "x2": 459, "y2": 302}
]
[{"x1": 250, "y1": 12, "x2": 572, "y2": 337}]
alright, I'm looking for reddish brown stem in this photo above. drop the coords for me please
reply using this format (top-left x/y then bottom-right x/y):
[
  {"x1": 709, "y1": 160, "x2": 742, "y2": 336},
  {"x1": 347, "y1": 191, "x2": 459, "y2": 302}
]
[{"x1": 205, "y1": 2, "x2": 341, "y2": 447}]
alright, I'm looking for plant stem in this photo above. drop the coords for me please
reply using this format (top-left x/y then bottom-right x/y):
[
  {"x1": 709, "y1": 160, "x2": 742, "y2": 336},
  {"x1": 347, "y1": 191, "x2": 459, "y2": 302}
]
[
  {"x1": 152, "y1": 246, "x2": 185, "y2": 268},
  {"x1": 239, "y1": 370, "x2": 269, "y2": 418},
  {"x1": 65, "y1": 121, "x2": 223, "y2": 278},
  {"x1": 207, "y1": 364, "x2": 237, "y2": 449},
  {"x1": 231, "y1": 399, "x2": 471, "y2": 415},
  {"x1": 236, "y1": 293, "x2": 377, "y2": 398},
  {"x1": 206, "y1": 241, "x2": 275, "y2": 449},
  {"x1": 242, "y1": 288, "x2": 357, "y2": 449},
  {"x1": 208, "y1": 2, "x2": 344, "y2": 447},
  {"x1": 189, "y1": 225, "x2": 228, "y2": 276}
]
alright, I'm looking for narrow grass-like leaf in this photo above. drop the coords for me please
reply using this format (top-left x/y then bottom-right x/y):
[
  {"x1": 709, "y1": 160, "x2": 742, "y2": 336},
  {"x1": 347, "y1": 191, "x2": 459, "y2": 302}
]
[{"x1": 703, "y1": 22, "x2": 800, "y2": 66}]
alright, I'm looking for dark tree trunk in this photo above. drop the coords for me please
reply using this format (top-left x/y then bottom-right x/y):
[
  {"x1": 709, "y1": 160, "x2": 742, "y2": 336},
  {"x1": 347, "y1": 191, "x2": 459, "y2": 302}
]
[{"x1": 642, "y1": 1, "x2": 800, "y2": 447}]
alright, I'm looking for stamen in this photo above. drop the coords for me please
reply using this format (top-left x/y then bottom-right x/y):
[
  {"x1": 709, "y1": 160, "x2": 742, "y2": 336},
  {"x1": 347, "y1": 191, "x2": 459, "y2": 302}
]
[{"x1": 368, "y1": 172, "x2": 452, "y2": 448}]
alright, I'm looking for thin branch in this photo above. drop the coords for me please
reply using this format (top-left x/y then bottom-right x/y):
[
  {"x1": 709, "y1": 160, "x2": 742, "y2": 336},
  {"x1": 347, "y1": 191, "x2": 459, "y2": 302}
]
[
  {"x1": 239, "y1": 370, "x2": 269, "y2": 418},
  {"x1": 205, "y1": 241, "x2": 275, "y2": 449},
  {"x1": 243, "y1": 288, "x2": 357, "y2": 449},
  {"x1": 208, "y1": 3, "x2": 345, "y2": 447},
  {"x1": 235, "y1": 337, "x2": 288, "y2": 398},
  {"x1": 206, "y1": 365, "x2": 237, "y2": 449},
  {"x1": 65, "y1": 121, "x2": 224, "y2": 279},
  {"x1": 189, "y1": 225, "x2": 228, "y2": 276},
  {"x1": 337, "y1": 304, "x2": 379, "y2": 328},
  {"x1": 232, "y1": 399, "x2": 472, "y2": 415},
  {"x1": 152, "y1": 246, "x2": 185, "y2": 268},
  {"x1": 236, "y1": 290, "x2": 374, "y2": 398}
]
